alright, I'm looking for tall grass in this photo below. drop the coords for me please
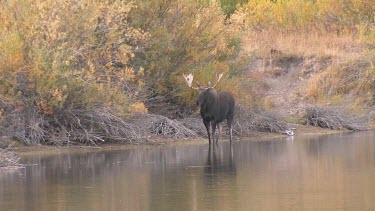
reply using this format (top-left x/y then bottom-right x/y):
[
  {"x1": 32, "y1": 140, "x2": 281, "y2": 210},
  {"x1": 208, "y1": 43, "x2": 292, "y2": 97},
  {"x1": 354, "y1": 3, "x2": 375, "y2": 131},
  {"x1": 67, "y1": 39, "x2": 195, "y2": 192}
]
[{"x1": 243, "y1": 30, "x2": 363, "y2": 58}]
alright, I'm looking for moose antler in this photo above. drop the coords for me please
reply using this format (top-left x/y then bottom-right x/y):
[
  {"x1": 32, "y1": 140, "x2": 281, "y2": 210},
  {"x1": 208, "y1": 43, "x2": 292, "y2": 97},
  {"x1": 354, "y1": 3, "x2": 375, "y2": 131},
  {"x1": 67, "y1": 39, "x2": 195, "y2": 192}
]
[
  {"x1": 211, "y1": 73, "x2": 223, "y2": 88},
  {"x1": 183, "y1": 73, "x2": 199, "y2": 90},
  {"x1": 183, "y1": 73, "x2": 223, "y2": 90}
]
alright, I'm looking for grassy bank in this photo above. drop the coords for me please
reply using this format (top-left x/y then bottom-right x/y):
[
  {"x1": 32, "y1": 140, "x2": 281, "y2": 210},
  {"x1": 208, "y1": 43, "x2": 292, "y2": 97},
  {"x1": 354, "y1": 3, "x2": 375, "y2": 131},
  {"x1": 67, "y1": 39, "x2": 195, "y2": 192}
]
[{"x1": 236, "y1": 0, "x2": 374, "y2": 112}]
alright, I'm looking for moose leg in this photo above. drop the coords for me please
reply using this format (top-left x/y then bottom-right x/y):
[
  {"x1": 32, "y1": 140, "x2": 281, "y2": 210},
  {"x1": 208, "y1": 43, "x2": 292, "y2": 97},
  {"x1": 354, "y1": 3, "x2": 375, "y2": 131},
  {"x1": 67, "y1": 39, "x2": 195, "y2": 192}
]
[
  {"x1": 215, "y1": 123, "x2": 221, "y2": 142},
  {"x1": 211, "y1": 122, "x2": 217, "y2": 144},
  {"x1": 227, "y1": 118, "x2": 233, "y2": 142},
  {"x1": 203, "y1": 120, "x2": 211, "y2": 144}
]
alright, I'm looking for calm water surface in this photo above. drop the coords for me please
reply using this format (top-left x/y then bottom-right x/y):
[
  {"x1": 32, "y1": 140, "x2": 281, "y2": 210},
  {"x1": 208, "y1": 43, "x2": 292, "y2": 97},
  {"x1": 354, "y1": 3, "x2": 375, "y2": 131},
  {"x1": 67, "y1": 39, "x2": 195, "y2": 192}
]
[{"x1": 1, "y1": 132, "x2": 375, "y2": 211}]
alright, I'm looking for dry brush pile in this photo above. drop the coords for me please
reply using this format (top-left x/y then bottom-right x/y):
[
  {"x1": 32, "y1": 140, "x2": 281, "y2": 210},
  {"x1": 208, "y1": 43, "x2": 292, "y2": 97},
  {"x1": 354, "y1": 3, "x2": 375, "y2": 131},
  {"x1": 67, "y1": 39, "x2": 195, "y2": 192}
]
[
  {"x1": 128, "y1": 114, "x2": 202, "y2": 140},
  {"x1": 0, "y1": 101, "x2": 204, "y2": 145},
  {"x1": 304, "y1": 106, "x2": 369, "y2": 131},
  {"x1": 0, "y1": 99, "x2": 294, "y2": 145},
  {"x1": 0, "y1": 101, "x2": 145, "y2": 145},
  {"x1": 0, "y1": 144, "x2": 22, "y2": 168},
  {"x1": 234, "y1": 105, "x2": 291, "y2": 135}
]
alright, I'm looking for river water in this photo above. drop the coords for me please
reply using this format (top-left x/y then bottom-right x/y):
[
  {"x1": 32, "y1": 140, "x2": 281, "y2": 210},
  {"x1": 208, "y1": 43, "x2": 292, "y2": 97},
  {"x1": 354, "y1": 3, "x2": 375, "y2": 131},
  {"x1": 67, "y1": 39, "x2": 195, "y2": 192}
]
[{"x1": 1, "y1": 132, "x2": 375, "y2": 211}]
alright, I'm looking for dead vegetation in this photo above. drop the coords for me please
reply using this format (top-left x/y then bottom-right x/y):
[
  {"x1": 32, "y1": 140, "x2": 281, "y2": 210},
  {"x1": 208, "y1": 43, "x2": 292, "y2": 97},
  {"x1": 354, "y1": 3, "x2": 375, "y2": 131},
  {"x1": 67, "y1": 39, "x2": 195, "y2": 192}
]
[
  {"x1": 139, "y1": 106, "x2": 292, "y2": 139},
  {"x1": 1, "y1": 96, "x2": 369, "y2": 147},
  {"x1": 304, "y1": 106, "x2": 369, "y2": 131},
  {"x1": 0, "y1": 100, "x2": 145, "y2": 145},
  {"x1": 234, "y1": 105, "x2": 291, "y2": 135},
  {"x1": 129, "y1": 114, "x2": 201, "y2": 139},
  {"x1": 0, "y1": 97, "x2": 294, "y2": 146},
  {"x1": 0, "y1": 144, "x2": 22, "y2": 168},
  {"x1": 0, "y1": 100, "x2": 205, "y2": 145}
]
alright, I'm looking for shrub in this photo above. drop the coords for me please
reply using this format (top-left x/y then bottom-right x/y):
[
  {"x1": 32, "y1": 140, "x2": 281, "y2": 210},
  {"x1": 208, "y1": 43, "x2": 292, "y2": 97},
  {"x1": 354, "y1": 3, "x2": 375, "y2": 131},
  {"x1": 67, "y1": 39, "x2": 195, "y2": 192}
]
[
  {"x1": 0, "y1": 0, "x2": 148, "y2": 144},
  {"x1": 304, "y1": 57, "x2": 375, "y2": 106},
  {"x1": 238, "y1": 0, "x2": 374, "y2": 35},
  {"x1": 0, "y1": 0, "x2": 148, "y2": 113},
  {"x1": 0, "y1": 0, "x2": 250, "y2": 144},
  {"x1": 219, "y1": 0, "x2": 248, "y2": 17},
  {"x1": 129, "y1": 0, "x2": 244, "y2": 111}
]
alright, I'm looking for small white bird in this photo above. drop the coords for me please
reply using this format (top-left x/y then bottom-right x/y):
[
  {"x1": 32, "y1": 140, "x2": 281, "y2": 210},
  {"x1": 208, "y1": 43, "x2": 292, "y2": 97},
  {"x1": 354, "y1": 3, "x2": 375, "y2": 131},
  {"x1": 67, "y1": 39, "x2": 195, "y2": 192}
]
[{"x1": 284, "y1": 129, "x2": 294, "y2": 136}]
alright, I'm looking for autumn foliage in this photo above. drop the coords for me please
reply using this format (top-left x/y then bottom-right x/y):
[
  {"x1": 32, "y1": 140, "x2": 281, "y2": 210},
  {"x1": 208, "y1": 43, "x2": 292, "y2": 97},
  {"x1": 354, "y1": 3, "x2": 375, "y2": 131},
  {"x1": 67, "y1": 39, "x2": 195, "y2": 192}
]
[
  {"x1": 0, "y1": 0, "x2": 148, "y2": 115},
  {"x1": 0, "y1": 0, "x2": 245, "y2": 144},
  {"x1": 237, "y1": 0, "x2": 374, "y2": 35}
]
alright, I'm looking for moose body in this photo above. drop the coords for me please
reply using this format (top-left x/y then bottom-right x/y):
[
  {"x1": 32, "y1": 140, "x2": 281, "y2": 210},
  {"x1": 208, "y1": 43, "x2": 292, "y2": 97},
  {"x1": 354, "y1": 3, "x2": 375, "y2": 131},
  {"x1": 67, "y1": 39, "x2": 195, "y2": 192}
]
[
  {"x1": 198, "y1": 89, "x2": 235, "y2": 143},
  {"x1": 183, "y1": 73, "x2": 235, "y2": 144}
]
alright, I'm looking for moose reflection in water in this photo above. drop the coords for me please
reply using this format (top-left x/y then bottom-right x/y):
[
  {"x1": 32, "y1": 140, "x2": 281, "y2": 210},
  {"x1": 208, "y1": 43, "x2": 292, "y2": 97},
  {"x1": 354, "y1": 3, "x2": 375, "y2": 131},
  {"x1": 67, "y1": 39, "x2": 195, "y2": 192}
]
[
  {"x1": 148, "y1": 143, "x2": 238, "y2": 211},
  {"x1": 205, "y1": 143, "x2": 236, "y2": 176},
  {"x1": 183, "y1": 73, "x2": 235, "y2": 144}
]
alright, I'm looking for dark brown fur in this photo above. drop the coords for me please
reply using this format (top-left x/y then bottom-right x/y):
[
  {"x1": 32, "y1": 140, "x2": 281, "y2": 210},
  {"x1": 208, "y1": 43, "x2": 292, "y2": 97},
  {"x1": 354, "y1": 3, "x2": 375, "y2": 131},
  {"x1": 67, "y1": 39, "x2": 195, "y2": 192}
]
[{"x1": 197, "y1": 88, "x2": 235, "y2": 144}]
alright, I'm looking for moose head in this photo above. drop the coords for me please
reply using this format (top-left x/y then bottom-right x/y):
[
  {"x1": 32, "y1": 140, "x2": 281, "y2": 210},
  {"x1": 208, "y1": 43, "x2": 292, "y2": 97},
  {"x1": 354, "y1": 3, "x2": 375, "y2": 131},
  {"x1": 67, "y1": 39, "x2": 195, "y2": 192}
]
[{"x1": 183, "y1": 73, "x2": 235, "y2": 144}]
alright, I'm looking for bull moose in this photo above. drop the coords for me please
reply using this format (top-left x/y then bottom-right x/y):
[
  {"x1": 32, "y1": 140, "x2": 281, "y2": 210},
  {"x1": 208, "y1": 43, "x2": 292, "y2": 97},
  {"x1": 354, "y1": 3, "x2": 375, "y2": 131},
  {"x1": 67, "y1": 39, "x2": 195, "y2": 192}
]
[{"x1": 183, "y1": 73, "x2": 235, "y2": 144}]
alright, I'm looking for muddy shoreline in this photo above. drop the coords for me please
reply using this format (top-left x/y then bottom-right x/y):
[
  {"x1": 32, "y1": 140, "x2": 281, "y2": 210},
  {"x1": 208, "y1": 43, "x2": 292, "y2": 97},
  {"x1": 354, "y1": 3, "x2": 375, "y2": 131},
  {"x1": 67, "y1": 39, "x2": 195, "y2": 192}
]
[{"x1": 3, "y1": 124, "x2": 345, "y2": 157}]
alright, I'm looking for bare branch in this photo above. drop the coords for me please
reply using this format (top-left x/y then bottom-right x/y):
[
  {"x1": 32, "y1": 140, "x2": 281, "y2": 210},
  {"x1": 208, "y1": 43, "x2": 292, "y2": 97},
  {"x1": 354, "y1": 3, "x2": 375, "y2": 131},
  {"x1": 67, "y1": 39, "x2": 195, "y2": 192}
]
[
  {"x1": 0, "y1": 143, "x2": 23, "y2": 169},
  {"x1": 304, "y1": 106, "x2": 368, "y2": 131}
]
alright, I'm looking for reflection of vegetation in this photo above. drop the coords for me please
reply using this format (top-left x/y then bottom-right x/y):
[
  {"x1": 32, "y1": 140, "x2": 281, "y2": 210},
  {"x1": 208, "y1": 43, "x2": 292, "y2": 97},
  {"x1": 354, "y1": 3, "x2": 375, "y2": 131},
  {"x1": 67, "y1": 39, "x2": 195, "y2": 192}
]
[{"x1": 3, "y1": 135, "x2": 375, "y2": 210}]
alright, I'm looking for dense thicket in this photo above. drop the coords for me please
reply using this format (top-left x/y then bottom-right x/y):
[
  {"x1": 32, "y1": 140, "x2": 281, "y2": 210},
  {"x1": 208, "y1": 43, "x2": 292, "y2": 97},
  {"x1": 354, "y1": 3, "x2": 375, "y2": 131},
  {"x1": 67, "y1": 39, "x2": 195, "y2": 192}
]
[
  {"x1": 0, "y1": 0, "x2": 246, "y2": 144},
  {"x1": 129, "y1": 0, "x2": 244, "y2": 113}
]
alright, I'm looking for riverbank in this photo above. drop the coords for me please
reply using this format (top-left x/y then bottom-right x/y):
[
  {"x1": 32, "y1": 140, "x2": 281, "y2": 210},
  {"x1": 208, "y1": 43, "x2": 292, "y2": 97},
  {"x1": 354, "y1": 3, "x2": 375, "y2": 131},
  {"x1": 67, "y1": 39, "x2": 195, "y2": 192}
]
[
  {"x1": 2, "y1": 126, "x2": 375, "y2": 211},
  {"x1": 3, "y1": 124, "x2": 344, "y2": 157}
]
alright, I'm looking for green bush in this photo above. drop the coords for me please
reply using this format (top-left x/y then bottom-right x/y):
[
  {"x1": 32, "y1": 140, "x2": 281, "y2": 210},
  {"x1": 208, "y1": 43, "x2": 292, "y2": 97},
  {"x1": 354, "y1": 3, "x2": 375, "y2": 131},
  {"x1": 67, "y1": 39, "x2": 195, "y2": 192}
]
[{"x1": 219, "y1": 0, "x2": 248, "y2": 17}]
